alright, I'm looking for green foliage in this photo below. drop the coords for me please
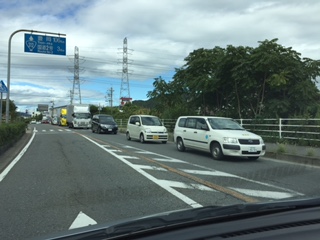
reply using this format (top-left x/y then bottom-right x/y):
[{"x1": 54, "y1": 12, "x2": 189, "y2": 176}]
[
  {"x1": 276, "y1": 144, "x2": 287, "y2": 154},
  {"x1": 147, "y1": 39, "x2": 320, "y2": 119},
  {"x1": 0, "y1": 122, "x2": 27, "y2": 147},
  {"x1": 1, "y1": 99, "x2": 18, "y2": 121}
]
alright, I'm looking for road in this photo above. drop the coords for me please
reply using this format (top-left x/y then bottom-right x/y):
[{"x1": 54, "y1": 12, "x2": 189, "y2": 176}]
[{"x1": 0, "y1": 123, "x2": 320, "y2": 239}]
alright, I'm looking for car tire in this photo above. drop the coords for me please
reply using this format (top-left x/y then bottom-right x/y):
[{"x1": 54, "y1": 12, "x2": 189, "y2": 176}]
[
  {"x1": 97, "y1": 127, "x2": 101, "y2": 134},
  {"x1": 140, "y1": 133, "x2": 145, "y2": 143},
  {"x1": 92, "y1": 127, "x2": 95, "y2": 133},
  {"x1": 211, "y1": 142, "x2": 224, "y2": 160},
  {"x1": 126, "y1": 132, "x2": 131, "y2": 140},
  {"x1": 113, "y1": 131, "x2": 117, "y2": 134},
  {"x1": 176, "y1": 138, "x2": 186, "y2": 152},
  {"x1": 162, "y1": 141, "x2": 167, "y2": 144},
  {"x1": 248, "y1": 156, "x2": 259, "y2": 160}
]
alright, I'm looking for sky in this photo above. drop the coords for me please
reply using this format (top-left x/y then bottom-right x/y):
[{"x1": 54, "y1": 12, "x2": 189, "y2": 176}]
[{"x1": 0, "y1": 0, "x2": 320, "y2": 113}]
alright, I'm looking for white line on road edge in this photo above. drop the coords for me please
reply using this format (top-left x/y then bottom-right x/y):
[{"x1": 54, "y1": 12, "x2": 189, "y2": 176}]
[
  {"x1": 0, "y1": 131, "x2": 36, "y2": 182},
  {"x1": 82, "y1": 135, "x2": 203, "y2": 208},
  {"x1": 69, "y1": 211, "x2": 97, "y2": 229}
]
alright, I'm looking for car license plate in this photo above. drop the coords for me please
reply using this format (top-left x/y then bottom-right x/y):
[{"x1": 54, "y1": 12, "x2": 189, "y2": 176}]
[
  {"x1": 153, "y1": 135, "x2": 159, "y2": 140},
  {"x1": 108, "y1": 128, "x2": 112, "y2": 131},
  {"x1": 249, "y1": 147, "x2": 256, "y2": 152}
]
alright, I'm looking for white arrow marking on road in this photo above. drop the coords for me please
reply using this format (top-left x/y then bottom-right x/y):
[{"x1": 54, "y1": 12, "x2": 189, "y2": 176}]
[{"x1": 69, "y1": 211, "x2": 97, "y2": 230}]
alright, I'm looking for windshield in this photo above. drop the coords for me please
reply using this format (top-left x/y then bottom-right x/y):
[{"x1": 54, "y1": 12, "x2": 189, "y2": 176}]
[
  {"x1": 208, "y1": 118, "x2": 244, "y2": 130},
  {"x1": 99, "y1": 116, "x2": 115, "y2": 124},
  {"x1": 1, "y1": 1, "x2": 320, "y2": 240},
  {"x1": 74, "y1": 113, "x2": 91, "y2": 119},
  {"x1": 141, "y1": 116, "x2": 163, "y2": 126}
]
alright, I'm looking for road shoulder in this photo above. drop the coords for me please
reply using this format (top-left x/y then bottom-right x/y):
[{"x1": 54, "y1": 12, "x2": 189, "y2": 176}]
[{"x1": 0, "y1": 128, "x2": 33, "y2": 173}]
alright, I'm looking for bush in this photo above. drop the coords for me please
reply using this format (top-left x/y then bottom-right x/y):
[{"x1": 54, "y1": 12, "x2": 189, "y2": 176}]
[{"x1": 0, "y1": 122, "x2": 27, "y2": 147}]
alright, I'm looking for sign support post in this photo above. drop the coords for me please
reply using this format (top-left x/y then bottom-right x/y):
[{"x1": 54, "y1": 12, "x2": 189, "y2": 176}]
[{"x1": 5, "y1": 29, "x2": 66, "y2": 123}]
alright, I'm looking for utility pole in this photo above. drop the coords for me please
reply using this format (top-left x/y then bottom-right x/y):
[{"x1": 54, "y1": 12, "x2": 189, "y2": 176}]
[
  {"x1": 106, "y1": 87, "x2": 114, "y2": 107},
  {"x1": 119, "y1": 37, "x2": 132, "y2": 107},
  {"x1": 70, "y1": 46, "x2": 81, "y2": 104}
]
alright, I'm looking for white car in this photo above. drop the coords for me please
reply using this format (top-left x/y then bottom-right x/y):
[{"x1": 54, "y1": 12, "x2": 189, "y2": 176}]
[
  {"x1": 173, "y1": 116, "x2": 266, "y2": 160},
  {"x1": 126, "y1": 115, "x2": 168, "y2": 143}
]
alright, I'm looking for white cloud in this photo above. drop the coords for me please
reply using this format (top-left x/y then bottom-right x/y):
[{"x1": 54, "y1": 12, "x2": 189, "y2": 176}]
[{"x1": 0, "y1": 0, "x2": 320, "y2": 112}]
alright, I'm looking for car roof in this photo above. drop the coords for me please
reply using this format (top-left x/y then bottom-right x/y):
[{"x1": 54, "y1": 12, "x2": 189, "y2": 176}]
[
  {"x1": 93, "y1": 114, "x2": 113, "y2": 117},
  {"x1": 178, "y1": 116, "x2": 231, "y2": 119},
  {"x1": 130, "y1": 115, "x2": 159, "y2": 117}
]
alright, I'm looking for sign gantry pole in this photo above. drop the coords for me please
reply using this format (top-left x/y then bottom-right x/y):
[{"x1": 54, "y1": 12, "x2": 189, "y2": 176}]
[{"x1": 5, "y1": 29, "x2": 66, "y2": 123}]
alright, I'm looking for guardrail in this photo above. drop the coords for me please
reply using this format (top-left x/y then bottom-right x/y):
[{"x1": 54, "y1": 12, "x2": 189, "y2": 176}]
[
  {"x1": 237, "y1": 118, "x2": 320, "y2": 143},
  {"x1": 115, "y1": 118, "x2": 320, "y2": 144}
]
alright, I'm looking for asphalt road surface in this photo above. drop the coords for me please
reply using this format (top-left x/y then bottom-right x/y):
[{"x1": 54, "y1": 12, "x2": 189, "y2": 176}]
[{"x1": 1, "y1": 124, "x2": 320, "y2": 239}]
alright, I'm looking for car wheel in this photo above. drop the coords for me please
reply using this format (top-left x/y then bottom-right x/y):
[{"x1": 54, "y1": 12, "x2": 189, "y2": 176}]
[
  {"x1": 162, "y1": 141, "x2": 167, "y2": 144},
  {"x1": 248, "y1": 156, "x2": 259, "y2": 160},
  {"x1": 92, "y1": 127, "x2": 95, "y2": 133},
  {"x1": 211, "y1": 142, "x2": 224, "y2": 160},
  {"x1": 140, "y1": 133, "x2": 145, "y2": 143},
  {"x1": 126, "y1": 132, "x2": 131, "y2": 140},
  {"x1": 176, "y1": 138, "x2": 186, "y2": 152},
  {"x1": 113, "y1": 131, "x2": 117, "y2": 134},
  {"x1": 97, "y1": 127, "x2": 101, "y2": 134}
]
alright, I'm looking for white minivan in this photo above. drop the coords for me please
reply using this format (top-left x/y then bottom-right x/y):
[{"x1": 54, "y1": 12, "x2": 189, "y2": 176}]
[
  {"x1": 126, "y1": 115, "x2": 168, "y2": 143},
  {"x1": 173, "y1": 116, "x2": 266, "y2": 160}
]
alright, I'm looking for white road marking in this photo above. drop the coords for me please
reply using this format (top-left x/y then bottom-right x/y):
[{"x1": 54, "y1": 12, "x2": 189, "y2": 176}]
[
  {"x1": 92, "y1": 139, "x2": 304, "y2": 200},
  {"x1": 153, "y1": 158, "x2": 186, "y2": 163},
  {"x1": 42, "y1": 130, "x2": 46, "y2": 132},
  {"x1": 181, "y1": 169, "x2": 237, "y2": 177},
  {"x1": 69, "y1": 211, "x2": 97, "y2": 229},
  {"x1": 230, "y1": 188, "x2": 295, "y2": 199},
  {"x1": 135, "y1": 151, "x2": 156, "y2": 154},
  {"x1": 50, "y1": 129, "x2": 54, "y2": 132},
  {"x1": 181, "y1": 164, "x2": 304, "y2": 196},
  {"x1": 157, "y1": 179, "x2": 216, "y2": 191},
  {"x1": 0, "y1": 132, "x2": 36, "y2": 182},
  {"x1": 122, "y1": 156, "x2": 139, "y2": 159},
  {"x1": 82, "y1": 135, "x2": 202, "y2": 208},
  {"x1": 133, "y1": 165, "x2": 167, "y2": 171}
]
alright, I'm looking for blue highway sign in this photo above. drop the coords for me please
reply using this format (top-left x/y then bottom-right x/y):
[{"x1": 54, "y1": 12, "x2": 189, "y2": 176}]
[
  {"x1": 0, "y1": 80, "x2": 8, "y2": 93},
  {"x1": 24, "y1": 33, "x2": 66, "y2": 56}
]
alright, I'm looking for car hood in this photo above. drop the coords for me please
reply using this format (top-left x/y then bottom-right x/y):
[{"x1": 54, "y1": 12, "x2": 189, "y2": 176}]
[
  {"x1": 143, "y1": 126, "x2": 166, "y2": 131},
  {"x1": 222, "y1": 130, "x2": 262, "y2": 139},
  {"x1": 34, "y1": 197, "x2": 320, "y2": 240}
]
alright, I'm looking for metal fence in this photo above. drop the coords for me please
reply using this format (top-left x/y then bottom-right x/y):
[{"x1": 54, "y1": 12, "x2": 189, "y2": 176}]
[
  {"x1": 115, "y1": 118, "x2": 320, "y2": 143},
  {"x1": 237, "y1": 118, "x2": 320, "y2": 142}
]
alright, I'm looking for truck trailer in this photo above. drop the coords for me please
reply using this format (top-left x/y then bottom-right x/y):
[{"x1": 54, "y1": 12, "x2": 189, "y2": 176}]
[{"x1": 66, "y1": 104, "x2": 91, "y2": 129}]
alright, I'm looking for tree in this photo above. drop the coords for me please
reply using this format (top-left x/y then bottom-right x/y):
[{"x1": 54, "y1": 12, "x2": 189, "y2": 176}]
[{"x1": 147, "y1": 39, "x2": 320, "y2": 119}]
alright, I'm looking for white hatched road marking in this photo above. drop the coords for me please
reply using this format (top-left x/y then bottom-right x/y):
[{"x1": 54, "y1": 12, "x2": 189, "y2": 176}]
[
  {"x1": 229, "y1": 188, "x2": 296, "y2": 199},
  {"x1": 82, "y1": 135, "x2": 203, "y2": 208},
  {"x1": 123, "y1": 145, "x2": 304, "y2": 200},
  {"x1": 153, "y1": 158, "x2": 186, "y2": 163},
  {"x1": 157, "y1": 179, "x2": 216, "y2": 191},
  {"x1": 133, "y1": 165, "x2": 167, "y2": 171}
]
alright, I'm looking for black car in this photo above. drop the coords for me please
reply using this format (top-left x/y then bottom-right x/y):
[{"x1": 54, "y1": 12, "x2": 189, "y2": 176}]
[{"x1": 91, "y1": 114, "x2": 118, "y2": 134}]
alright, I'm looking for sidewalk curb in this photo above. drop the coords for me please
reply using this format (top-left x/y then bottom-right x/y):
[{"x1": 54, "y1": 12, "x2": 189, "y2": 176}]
[{"x1": 264, "y1": 152, "x2": 320, "y2": 167}]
